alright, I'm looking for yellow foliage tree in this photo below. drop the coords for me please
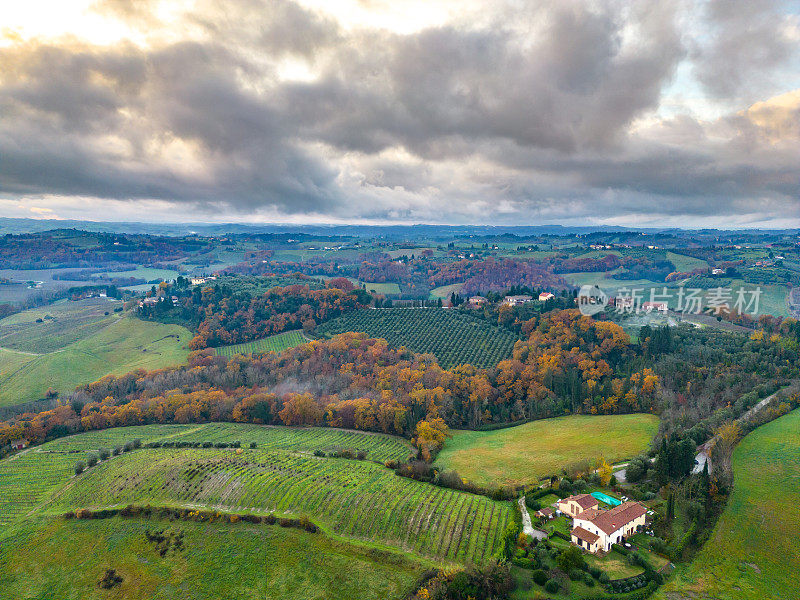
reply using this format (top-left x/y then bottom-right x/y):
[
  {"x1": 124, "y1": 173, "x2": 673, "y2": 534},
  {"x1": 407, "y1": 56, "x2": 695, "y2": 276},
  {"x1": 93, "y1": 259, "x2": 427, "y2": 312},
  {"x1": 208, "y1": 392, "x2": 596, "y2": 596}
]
[{"x1": 596, "y1": 455, "x2": 613, "y2": 486}]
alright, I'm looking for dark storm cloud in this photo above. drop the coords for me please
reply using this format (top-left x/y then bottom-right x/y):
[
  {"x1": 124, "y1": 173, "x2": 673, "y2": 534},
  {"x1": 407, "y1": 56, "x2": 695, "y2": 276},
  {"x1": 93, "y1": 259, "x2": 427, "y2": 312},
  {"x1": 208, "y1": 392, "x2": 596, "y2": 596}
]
[
  {"x1": 0, "y1": 38, "x2": 340, "y2": 212},
  {"x1": 0, "y1": 0, "x2": 797, "y2": 225}
]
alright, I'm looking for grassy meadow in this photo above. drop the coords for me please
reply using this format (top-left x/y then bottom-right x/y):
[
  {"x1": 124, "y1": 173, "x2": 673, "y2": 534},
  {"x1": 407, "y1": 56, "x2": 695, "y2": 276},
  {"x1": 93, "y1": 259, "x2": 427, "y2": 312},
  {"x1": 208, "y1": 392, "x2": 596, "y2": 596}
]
[
  {"x1": 435, "y1": 414, "x2": 659, "y2": 486},
  {"x1": 0, "y1": 311, "x2": 192, "y2": 407},
  {"x1": 214, "y1": 330, "x2": 309, "y2": 357},
  {"x1": 429, "y1": 283, "x2": 465, "y2": 299},
  {"x1": 0, "y1": 516, "x2": 425, "y2": 600},
  {"x1": 665, "y1": 251, "x2": 709, "y2": 272},
  {"x1": 655, "y1": 409, "x2": 800, "y2": 600},
  {"x1": 44, "y1": 447, "x2": 511, "y2": 564},
  {"x1": 0, "y1": 298, "x2": 123, "y2": 353},
  {"x1": 0, "y1": 423, "x2": 411, "y2": 525},
  {"x1": 362, "y1": 282, "x2": 402, "y2": 295},
  {"x1": 1, "y1": 424, "x2": 508, "y2": 565}
]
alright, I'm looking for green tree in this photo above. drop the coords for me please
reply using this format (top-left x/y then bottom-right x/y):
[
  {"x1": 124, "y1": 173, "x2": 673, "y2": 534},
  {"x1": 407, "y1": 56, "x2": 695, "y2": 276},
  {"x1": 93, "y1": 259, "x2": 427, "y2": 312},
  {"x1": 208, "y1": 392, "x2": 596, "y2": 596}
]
[{"x1": 557, "y1": 545, "x2": 586, "y2": 572}]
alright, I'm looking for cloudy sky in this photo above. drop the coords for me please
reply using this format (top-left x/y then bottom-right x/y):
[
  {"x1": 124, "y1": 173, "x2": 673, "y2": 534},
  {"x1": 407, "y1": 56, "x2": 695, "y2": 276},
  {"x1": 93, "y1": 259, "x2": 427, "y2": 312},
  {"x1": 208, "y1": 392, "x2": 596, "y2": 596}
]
[{"x1": 0, "y1": 0, "x2": 798, "y2": 227}]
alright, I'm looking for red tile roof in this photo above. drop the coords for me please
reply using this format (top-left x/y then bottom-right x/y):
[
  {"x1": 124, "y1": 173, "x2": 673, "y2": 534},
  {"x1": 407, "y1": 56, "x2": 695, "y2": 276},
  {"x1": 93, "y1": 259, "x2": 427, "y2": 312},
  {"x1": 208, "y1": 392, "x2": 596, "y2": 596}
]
[
  {"x1": 562, "y1": 494, "x2": 599, "y2": 509},
  {"x1": 583, "y1": 502, "x2": 647, "y2": 535},
  {"x1": 572, "y1": 526, "x2": 599, "y2": 544},
  {"x1": 576, "y1": 508, "x2": 602, "y2": 521}
]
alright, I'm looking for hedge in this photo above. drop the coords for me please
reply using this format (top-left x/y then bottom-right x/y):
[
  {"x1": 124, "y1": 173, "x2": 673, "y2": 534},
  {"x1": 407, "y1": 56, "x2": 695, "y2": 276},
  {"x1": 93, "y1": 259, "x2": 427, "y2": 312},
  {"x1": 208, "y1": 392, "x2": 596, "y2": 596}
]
[{"x1": 63, "y1": 505, "x2": 319, "y2": 533}]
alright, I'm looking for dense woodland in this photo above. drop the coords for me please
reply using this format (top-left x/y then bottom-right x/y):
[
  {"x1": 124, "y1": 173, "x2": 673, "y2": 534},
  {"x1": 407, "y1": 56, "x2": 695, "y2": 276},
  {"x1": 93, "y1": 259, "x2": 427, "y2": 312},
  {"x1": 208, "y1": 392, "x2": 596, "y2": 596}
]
[
  {"x1": 138, "y1": 276, "x2": 370, "y2": 349},
  {"x1": 0, "y1": 230, "x2": 205, "y2": 269}
]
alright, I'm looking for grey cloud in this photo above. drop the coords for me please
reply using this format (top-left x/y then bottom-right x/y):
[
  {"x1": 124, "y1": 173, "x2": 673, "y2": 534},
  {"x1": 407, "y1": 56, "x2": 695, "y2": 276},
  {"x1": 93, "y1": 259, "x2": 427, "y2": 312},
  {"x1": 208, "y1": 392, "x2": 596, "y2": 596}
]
[
  {"x1": 0, "y1": 0, "x2": 797, "y2": 227},
  {"x1": 0, "y1": 39, "x2": 340, "y2": 213},
  {"x1": 693, "y1": 0, "x2": 799, "y2": 100}
]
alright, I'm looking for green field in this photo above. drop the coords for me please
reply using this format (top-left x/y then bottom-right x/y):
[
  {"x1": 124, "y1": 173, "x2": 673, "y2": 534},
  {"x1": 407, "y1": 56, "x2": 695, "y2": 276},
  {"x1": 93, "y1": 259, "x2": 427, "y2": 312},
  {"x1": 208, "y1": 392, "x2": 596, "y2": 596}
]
[
  {"x1": 214, "y1": 330, "x2": 309, "y2": 357},
  {"x1": 429, "y1": 283, "x2": 464, "y2": 300},
  {"x1": 665, "y1": 251, "x2": 709, "y2": 273},
  {"x1": 44, "y1": 447, "x2": 511, "y2": 563},
  {"x1": 1, "y1": 424, "x2": 509, "y2": 565},
  {"x1": 362, "y1": 282, "x2": 401, "y2": 295},
  {"x1": 0, "y1": 315, "x2": 192, "y2": 407},
  {"x1": 39, "y1": 422, "x2": 413, "y2": 462},
  {"x1": 98, "y1": 266, "x2": 180, "y2": 283},
  {"x1": 0, "y1": 298, "x2": 123, "y2": 353},
  {"x1": 656, "y1": 409, "x2": 800, "y2": 600},
  {"x1": 317, "y1": 308, "x2": 518, "y2": 369},
  {"x1": 435, "y1": 414, "x2": 659, "y2": 486},
  {"x1": 0, "y1": 424, "x2": 412, "y2": 525},
  {"x1": 0, "y1": 516, "x2": 425, "y2": 600}
]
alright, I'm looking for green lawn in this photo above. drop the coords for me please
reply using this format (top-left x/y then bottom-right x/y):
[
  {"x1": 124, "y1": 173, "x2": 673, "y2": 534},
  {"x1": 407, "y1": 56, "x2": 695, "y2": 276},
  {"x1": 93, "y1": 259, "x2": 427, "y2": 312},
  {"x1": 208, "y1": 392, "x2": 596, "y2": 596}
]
[
  {"x1": 665, "y1": 252, "x2": 708, "y2": 273},
  {"x1": 655, "y1": 408, "x2": 800, "y2": 600},
  {"x1": 214, "y1": 330, "x2": 308, "y2": 357},
  {"x1": 585, "y1": 550, "x2": 643, "y2": 579},
  {"x1": 0, "y1": 315, "x2": 192, "y2": 407},
  {"x1": 0, "y1": 516, "x2": 425, "y2": 600},
  {"x1": 0, "y1": 298, "x2": 123, "y2": 353},
  {"x1": 434, "y1": 414, "x2": 659, "y2": 487},
  {"x1": 429, "y1": 283, "x2": 464, "y2": 300},
  {"x1": 362, "y1": 282, "x2": 401, "y2": 295}
]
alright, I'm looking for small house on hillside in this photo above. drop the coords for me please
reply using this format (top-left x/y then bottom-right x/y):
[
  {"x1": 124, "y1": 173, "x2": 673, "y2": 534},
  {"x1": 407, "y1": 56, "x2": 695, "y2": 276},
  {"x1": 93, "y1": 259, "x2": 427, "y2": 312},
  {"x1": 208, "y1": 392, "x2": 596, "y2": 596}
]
[
  {"x1": 502, "y1": 295, "x2": 533, "y2": 307},
  {"x1": 468, "y1": 296, "x2": 488, "y2": 307},
  {"x1": 538, "y1": 292, "x2": 555, "y2": 301},
  {"x1": 10, "y1": 439, "x2": 29, "y2": 451},
  {"x1": 558, "y1": 494, "x2": 599, "y2": 518},
  {"x1": 642, "y1": 301, "x2": 668, "y2": 313}
]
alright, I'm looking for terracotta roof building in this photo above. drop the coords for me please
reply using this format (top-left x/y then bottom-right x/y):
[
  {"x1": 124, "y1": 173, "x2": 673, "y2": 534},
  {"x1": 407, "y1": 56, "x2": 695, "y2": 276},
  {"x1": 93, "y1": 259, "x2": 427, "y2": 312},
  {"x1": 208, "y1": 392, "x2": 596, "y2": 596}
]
[
  {"x1": 571, "y1": 525, "x2": 601, "y2": 553},
  {"x1": 572, "y1": 501, "x2": 648, "y2": 553},
  {"x1": 557, "y1": 494, "x2": 599, "y2": 518}
]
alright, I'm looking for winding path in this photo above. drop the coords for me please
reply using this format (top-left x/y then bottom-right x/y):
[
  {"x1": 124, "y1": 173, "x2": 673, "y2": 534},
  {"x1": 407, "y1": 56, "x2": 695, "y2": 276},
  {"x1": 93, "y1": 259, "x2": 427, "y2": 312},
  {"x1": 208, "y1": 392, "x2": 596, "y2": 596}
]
[
  {"x1": 518, "y1": 497, "x2": 547, "y2": 540},
  {"x1": 692, "y1": 382, "x2": 798, "y2": 474}
]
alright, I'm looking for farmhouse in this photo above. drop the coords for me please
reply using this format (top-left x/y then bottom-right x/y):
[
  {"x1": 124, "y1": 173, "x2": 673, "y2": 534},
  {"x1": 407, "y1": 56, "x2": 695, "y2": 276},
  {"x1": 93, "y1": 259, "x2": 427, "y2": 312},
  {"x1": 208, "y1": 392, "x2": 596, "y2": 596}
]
[
  {"x1": 571, "y1": 526, "x2": 601, "y2": 553},
  {"x1": 468, "y1": 296, "x2": 488, "y2": 307},
  {"x1": 502, "y1": 295, "x2": 533, "y2": 307},
  {"x1": 9, "y1": 438, "x2": 29, "y2": 450},
  {"x1": 558, "y1": 493, "x2": 599, "y2": 518},
  {"x1": 538, "y1": 292, "x2": 555, "y2": 301},
  {"x1": 642, "y1": 301, "x2": 668, "y2": 313},
  {"x1": 571, "y1": 501, "x2": 647, "y2": 553},
  {"x1": 613, "y1": 296, "x2": 635, "y2": 311}
]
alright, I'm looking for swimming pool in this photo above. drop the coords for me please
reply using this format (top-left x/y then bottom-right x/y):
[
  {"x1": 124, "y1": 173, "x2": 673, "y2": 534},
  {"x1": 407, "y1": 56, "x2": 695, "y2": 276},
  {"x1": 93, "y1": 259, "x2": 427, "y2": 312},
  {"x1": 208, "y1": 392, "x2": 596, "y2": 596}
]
[{"x1": 591, "y1": 491, "x2": 622, "y2": 506}]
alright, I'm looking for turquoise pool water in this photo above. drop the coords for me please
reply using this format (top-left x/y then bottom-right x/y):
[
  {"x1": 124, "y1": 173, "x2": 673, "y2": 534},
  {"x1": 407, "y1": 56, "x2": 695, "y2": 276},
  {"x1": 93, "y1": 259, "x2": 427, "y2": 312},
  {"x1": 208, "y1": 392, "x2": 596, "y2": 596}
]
[{"x1": 591, "y1": 491, "x2": 621, "y2": 506}]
